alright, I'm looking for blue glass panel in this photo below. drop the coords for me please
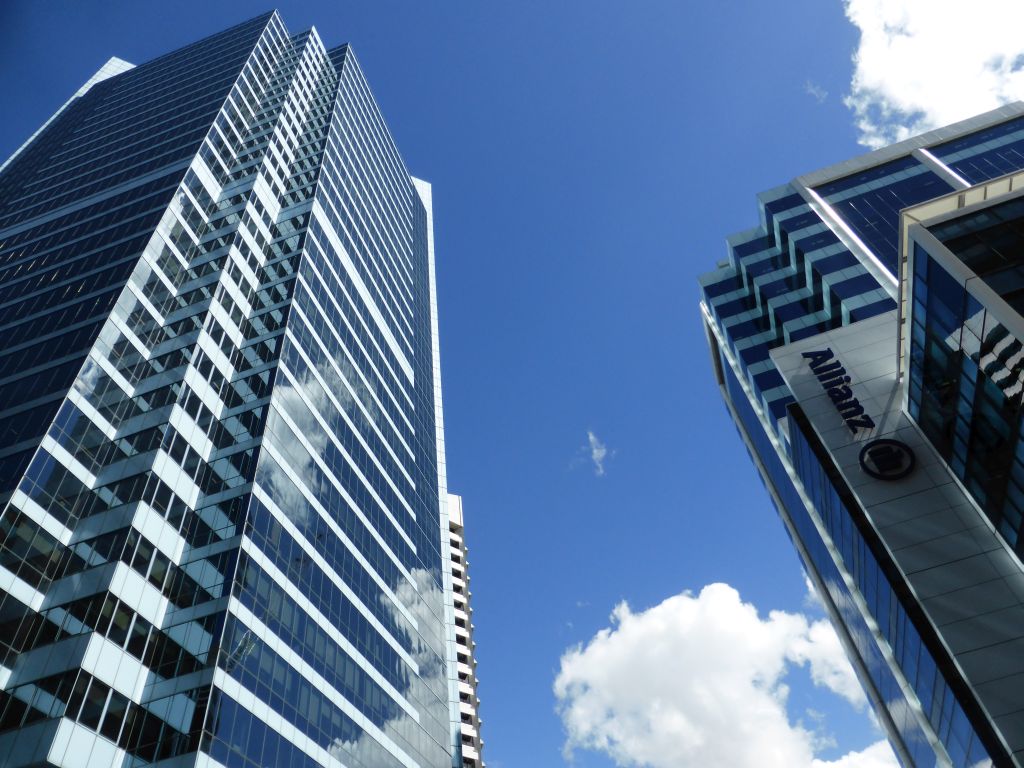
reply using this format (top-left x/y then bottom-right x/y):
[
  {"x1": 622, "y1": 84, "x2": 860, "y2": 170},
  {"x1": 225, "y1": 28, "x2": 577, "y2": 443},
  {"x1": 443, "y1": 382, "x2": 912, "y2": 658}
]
[{"x1": 821, "y1": 164, "x2": 953, "y2": 274}]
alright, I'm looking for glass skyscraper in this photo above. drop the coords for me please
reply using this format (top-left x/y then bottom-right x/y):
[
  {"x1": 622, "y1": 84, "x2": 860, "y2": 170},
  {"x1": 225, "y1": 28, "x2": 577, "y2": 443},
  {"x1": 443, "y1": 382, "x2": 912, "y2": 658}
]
[
  {"x1": 0, "y1": 12, "x2": 461, "y2": 768},
  {"x1": 701, "y1": 104, "x2": 1024, "y2": 767}
]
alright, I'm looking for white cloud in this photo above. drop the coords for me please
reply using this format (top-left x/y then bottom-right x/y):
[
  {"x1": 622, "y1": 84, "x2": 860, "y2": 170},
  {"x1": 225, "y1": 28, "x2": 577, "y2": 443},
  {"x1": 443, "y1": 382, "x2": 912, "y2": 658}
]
[
  {"x1": 843, "y1": 0, "x2": 1024, "y2": 148},
  {"x1": 805, "y1": 80, "x2": 829, "y2": 104},
  {"x1": 587, "y1": 430, "x2": 609, "y2": 476},
  {"x1": 804, "y1": 572, "x2": 826, "y2": 611},
  {"x1": 814, "y1": 740, "x2": 902, "y2": 768},
  {"x1": 790, "y1": 618, "x2": 867, "y2": 710},
  {"x1": 554, "y1": 583, "x2": 896, "y2": 768}
]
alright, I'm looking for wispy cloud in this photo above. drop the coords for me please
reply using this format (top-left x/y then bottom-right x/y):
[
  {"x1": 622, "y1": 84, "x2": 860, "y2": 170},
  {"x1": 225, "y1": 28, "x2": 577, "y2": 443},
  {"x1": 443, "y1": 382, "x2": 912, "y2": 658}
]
[
  {"x1": 842, "y1": 0, "x2": 1024, "y2": 148},
  {"x1": 805, "y1": 80, "x2": 828, "y2": 104},
  {"x1": 554, "y1": 583, "x2": 894, "y2": 768},
  {"x1": 587, "y1": 430, "x2": 609, "y2": 476}
]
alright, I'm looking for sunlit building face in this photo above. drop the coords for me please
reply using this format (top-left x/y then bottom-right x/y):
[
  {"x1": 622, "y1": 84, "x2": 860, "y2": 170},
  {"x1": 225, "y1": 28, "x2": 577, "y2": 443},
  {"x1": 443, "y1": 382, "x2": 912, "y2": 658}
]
[{"x1": 0, "y1": 12, "x2": 461, "y2": 768}]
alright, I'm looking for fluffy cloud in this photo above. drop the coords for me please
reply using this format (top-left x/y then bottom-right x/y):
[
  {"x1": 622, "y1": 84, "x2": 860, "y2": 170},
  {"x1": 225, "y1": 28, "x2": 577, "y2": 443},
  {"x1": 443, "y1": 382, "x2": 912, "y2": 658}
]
[
  {"x1": 790, "y1": 618, "x2": 867, "y2": 710},
  {"x1": 843, "y1": 0, "x2": 1024, "y2": 148},
  {"x1": 815, "y1": 740, "x2": 903, "y2": 768},
  {"x1": 554, "y1": 583, "x2": 896, "y2": 768}
]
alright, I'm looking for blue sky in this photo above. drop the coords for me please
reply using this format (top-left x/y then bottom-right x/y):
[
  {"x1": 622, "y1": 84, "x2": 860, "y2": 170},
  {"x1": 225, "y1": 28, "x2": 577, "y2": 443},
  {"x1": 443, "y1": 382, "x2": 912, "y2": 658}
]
[{"x1": 3, "y1": 2, "x2": 1021, "y2": 766}]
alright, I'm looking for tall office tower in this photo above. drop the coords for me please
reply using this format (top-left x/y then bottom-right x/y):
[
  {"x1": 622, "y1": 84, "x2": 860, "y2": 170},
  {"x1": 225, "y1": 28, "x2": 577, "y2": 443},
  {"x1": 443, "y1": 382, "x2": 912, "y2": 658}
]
[
  {"x1": 0, "y1": 12, "x2": 461, "y2": 768},
  {"x1": 444, "y1": 494, "x2": 484, "y2": 768},
  {"x1": 700, "y1": 103, "x2": 1024, "y2": 768}
]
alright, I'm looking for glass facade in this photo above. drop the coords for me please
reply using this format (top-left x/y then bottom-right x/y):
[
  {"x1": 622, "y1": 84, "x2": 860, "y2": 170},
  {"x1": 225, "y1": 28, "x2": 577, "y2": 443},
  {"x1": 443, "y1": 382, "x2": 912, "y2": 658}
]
[
  {"x1": 814, "y1": 156, "x2": 953, "y2": 274},
  {"x1": 701, "y1": 106, "x2": 1024, "y2": 767},
  {"x1": 789, "y1": 405, "x2": 994, "y2": 767},
  {"x1": 700, "y1": 186, "x2": 896, "y2": 440},
  {"x1": 0, "y1": 12, "x2": 456, "y2": 768},
  {"x1": 930, "y1": 116, "x2": 1024, "y2": 185},
  {"x1": 718, "y1": 343, "x2": 975, "y2": 766},
  {"x1": 909, "y1": 199, "x2": 1024, "y2": 558}
]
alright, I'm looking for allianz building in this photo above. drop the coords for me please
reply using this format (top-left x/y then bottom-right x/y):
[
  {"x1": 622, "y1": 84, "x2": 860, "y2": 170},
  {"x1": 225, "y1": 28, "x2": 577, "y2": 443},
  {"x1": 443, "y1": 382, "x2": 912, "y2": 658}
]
[{"x1": 700, "y1": 103, "x2": 1024, "y2": 767}]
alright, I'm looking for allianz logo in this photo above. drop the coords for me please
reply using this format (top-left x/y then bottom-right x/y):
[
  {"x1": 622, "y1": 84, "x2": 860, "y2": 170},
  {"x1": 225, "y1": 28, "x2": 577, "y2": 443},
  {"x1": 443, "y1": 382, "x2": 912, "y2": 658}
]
[{"x1": 801, "y1": 349, "x2": 876, "y2": 434}]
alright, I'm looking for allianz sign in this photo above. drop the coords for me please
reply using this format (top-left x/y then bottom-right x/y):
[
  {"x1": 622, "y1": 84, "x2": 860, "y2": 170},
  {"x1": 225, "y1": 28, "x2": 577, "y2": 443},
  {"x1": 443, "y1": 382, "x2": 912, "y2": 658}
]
[{"x1": 801, "y1": 349, "x2": 876, "y2": 434}]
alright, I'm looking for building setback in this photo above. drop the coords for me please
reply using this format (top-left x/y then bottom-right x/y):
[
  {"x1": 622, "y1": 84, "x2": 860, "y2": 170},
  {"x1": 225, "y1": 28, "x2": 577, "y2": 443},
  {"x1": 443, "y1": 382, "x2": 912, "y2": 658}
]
[
  {"x1": 700, "y1": 104, "x2": 1024, "y2": 767},
  {"x1": 0, "y1": 12, "x2": 462, "y2": 768},
  {"x1": 445, "y1": 494, "x2": 485, "y2": 768}
]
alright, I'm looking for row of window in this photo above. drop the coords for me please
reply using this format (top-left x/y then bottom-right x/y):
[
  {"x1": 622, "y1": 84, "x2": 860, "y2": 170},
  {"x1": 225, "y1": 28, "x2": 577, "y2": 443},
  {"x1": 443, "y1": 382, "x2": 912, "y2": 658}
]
[
  {"x1": 0, "y1": 666, "x2": 206, "y2": 763},
  {"x1": 245, "y1": 496, "x2": 419, "y2": 663},
  {"x1": 278, "y1": 325, "x2": 416, "y2": 535}
]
